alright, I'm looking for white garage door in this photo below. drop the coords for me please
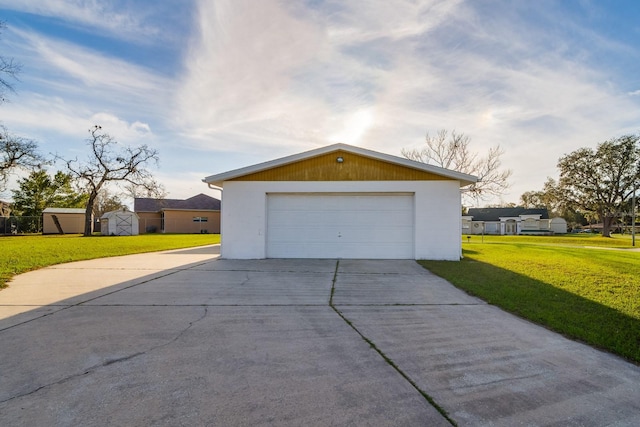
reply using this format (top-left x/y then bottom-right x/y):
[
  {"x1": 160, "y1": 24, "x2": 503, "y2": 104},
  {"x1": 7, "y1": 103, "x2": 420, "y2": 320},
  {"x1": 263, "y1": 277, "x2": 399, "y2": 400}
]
[{"x1": 266, "y1": 194, "x2": 414, "y2": 259}]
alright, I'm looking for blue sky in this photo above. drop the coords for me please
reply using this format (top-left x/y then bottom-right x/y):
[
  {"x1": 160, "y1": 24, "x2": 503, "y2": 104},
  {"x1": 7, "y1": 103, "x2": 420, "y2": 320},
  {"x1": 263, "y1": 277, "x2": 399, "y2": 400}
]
[{"x1": 1, "y1": 0, "x2": 639, "y2": 206}]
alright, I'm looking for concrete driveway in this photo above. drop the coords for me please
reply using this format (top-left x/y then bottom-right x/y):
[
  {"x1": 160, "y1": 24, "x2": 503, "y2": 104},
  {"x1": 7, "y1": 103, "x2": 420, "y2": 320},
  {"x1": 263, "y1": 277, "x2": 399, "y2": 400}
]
[{"x1": 0, "y1": 246, "x2": 639, "y2": 426}]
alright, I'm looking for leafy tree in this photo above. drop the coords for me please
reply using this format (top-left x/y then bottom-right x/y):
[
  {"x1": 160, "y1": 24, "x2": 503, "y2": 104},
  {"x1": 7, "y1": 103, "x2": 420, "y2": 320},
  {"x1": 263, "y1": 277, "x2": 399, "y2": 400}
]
[
  {"x1": 402, "y1": 129, "x2": 512, "y2": 203},
  {"x1": 62, "y1": 125, "x2": 161, "y2": 236},
  {"x1": 520, "y1": 178, "x2": 564, "y2": 212},
  {"x1": 520, "y1": 178, "x2": 588, "y2": 230},
  {"x1": 11, "y1": 169, "x2": 87, "y2": 232},
  {"x1": 556, "y1": 135, "x2": 640, "y2": 237}
]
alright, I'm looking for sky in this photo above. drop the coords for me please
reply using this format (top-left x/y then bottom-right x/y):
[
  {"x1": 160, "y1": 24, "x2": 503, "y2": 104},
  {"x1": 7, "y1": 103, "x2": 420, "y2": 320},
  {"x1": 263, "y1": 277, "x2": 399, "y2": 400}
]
[{"x1": 1, "y1": 0, "x2": 639, "y2": 207}]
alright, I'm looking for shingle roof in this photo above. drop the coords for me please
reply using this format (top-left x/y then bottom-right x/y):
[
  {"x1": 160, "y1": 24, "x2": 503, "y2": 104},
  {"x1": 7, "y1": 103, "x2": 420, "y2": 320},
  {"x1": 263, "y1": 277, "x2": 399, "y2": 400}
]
[
  {"x1": 43, "y1": 208, "x2": 86, "y2": 214},
  {"x1": 134, "y1": 193, "x2": 220, "y2": 212},
  {"x1": 467, "y1": 207, "x2": 549, "y2": 222}
]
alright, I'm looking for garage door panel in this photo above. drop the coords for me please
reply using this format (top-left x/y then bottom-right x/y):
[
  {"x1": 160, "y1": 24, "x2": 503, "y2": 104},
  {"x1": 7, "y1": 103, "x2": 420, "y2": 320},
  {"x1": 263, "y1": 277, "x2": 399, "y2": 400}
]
[
  {"x1": 267, "y1": 194, "x2": 414, "y2": 259},
  {"x1": 268, "y1": 227, "x2": 338, "y2": 242}
]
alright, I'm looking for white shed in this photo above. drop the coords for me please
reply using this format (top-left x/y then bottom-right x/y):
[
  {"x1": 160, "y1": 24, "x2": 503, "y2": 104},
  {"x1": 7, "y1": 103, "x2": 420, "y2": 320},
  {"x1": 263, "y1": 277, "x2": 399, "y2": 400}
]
[
  {"x1": 203, "y1": 143, "x2": 477, "y2": 260},
  {"x1": 100, "y1": 208, "x2": 140, "y2": 236}
]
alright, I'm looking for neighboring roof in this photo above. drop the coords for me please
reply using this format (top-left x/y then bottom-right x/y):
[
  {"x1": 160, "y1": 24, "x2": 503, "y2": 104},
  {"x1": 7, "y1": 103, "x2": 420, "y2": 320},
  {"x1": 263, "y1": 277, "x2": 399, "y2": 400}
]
[
  {"x1": 134, "y1": 193, "x2": 221, "y2": 212},
  {"x1": 43, "y1": 208, "x2": 85, "y2": 214},
  {"x1": 203, "y1": 143, "x2": 478, "y2": 187},
  {"x1": 467, "y1": 207, "x2": 549, "y2": 222}
]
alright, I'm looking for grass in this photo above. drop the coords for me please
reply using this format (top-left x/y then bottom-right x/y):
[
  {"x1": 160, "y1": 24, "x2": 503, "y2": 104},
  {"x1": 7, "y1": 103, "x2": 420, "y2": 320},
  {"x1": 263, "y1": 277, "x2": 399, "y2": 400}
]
[
  {"x1": 463, "y1": 233, "x2": 637, "y2": 247},
  {"x1": 0, "y1": 233, "x2": 220, "y2": 289},
  {"x1": 419, "y1": 234, "x2": 640, "y2": 363}
]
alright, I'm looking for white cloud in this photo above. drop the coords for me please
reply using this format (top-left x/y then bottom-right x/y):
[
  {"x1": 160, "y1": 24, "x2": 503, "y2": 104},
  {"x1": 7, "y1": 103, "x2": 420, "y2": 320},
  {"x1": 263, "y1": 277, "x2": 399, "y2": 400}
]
[
  {"x1": 175, "y1": 0, "x2": 332, "y2": 150},
  {"x1": 14, "y1": 28, "x2": 171, "y2": 97},
  {"x1": 89, "y1": 113, "x2": 153, "y2": 141},
  {"x1": 175, "y1": 0, "x2": 467, "y2": 155},
  {"x1": 0, "y1": 27, "x2": 172, "y2": 150},
  {"x1": 325, "y1": 0, "x2": 464, "y2": 45},
  {"x1": 172, "y1": 0, "x2": 640, "y2": 205},
  {"x1": 4, "y1": 0, "x2": 640, "y2": 206},
  {"x1": 0, "y1": 0, "x2": 161, "y2": 42}
]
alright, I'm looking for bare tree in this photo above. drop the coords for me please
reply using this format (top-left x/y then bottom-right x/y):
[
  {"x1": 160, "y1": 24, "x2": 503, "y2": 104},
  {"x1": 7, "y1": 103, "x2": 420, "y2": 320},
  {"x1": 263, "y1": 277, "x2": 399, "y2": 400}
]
[
  {"x1": 0, "y1": 22, "x2": 43, "y2": 191},
  {"x1": 0, "y1": 21, "x2": 21, "y2": 104},
  {"x1": 402, "y1": 130, "x2": 512, "y2": 203},
  {"x1": 62, "y1": 125, "x2": 162, "y2": 236},
  {"x1": 122, "y1": 181, "x2": 166, "y2": 201},
  {"x1": 0, "y1": 126, "x2": 46, "y2": 191}
]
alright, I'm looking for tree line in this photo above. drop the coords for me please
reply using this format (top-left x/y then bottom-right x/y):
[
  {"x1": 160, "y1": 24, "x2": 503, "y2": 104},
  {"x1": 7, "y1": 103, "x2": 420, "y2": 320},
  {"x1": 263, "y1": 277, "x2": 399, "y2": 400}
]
[
  {"x1": 520, "y1": 134, "x2": 640, "y2": 237},
  {"x1": 404, "y1": 130, "x2": 640, "y2": 238}
]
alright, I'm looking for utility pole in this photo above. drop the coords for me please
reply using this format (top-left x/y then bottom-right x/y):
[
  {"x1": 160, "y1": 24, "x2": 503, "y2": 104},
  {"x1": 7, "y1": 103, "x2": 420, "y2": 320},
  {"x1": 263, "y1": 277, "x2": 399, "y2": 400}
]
[
  {"x1": 634, "y1": 163, "x2": 639, "y2": 247},
  {"x1": 633, "y1": 180, "x2": 637, "y2": 247}
]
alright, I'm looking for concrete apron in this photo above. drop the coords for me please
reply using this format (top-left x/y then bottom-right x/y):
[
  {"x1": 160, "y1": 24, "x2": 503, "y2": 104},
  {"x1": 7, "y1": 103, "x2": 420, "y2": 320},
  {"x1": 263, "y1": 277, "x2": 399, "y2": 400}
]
[{"x1": 0, "y1": 250, "x2": 637, "y2": 426}]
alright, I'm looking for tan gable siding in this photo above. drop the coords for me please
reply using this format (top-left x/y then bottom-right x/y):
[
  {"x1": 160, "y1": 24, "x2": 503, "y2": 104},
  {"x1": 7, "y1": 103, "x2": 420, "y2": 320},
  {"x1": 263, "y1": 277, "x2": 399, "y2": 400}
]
[
  {"x1": 231, "y1": 151, "x2": 452, "y2": 181},
  {"x1": 137, "y1": 212, "x2": 162, "y2": 234},
  {"x1": 163, "y1": 210, "x2": 221, "y2": 234}
]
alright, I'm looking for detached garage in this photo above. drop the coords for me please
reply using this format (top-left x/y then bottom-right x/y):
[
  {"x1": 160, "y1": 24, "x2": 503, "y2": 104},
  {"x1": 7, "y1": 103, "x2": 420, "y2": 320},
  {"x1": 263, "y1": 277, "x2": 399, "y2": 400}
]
[{"x1": 203, "y1": 143, "x2": 476, "y2": 260}]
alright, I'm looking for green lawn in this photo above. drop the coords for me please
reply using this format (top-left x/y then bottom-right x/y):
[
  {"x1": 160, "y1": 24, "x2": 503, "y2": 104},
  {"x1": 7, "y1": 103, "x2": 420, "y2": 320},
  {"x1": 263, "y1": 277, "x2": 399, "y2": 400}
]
[
  {"x1": 0, "y1": 234, "x2": 220, "y2": 289},
  {"x1": 420, "y1": 234, "x2": 640, "y2": 363}
]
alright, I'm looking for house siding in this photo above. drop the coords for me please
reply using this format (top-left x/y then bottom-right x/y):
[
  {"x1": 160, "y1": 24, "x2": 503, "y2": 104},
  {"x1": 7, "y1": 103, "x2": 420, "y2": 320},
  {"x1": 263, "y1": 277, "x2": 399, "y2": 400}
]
[
  {"x1": 137, "y1": 210, "x2": 220, "y2": 234},
  {"x1": 163, "y1": 210, "x2": 221, "y2": 234},
  {"x1": 137, "y1": 212, "x2": 162, "y2": 234},
  {"x1": 220, "y1": 180, "x2": 462, "y2": 260}
]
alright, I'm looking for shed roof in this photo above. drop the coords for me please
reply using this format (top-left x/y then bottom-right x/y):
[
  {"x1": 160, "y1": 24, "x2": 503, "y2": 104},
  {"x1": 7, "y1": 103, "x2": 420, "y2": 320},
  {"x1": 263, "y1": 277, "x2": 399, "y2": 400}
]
[
  {"x1": 101, "y1": 208, "x2": 139, "y2": 220},
  {"x1": 134, "y1": 193, "x2": 220, "y2": 212},
  {"x1": 203, "y1": 143, "x2": 477, "y2": 187},
  {"x1": 43, "y1": 208, "x2": 85, "y2": 214},
  {"x1": 467, "y1": 207, "x2": 549, "y2": 221}
]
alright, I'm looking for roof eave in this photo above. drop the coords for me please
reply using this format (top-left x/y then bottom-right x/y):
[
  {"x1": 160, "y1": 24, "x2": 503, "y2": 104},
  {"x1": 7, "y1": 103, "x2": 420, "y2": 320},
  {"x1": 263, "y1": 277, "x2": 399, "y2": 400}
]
[{"x1": 161, "y1": 208, "x2": 221, "y2": 212}]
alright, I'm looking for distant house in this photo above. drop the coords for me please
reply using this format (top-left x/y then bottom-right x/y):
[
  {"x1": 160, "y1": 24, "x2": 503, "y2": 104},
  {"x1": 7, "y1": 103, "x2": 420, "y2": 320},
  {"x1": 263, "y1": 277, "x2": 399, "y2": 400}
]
[
  {"x1": 134, "y1": 193, "x2": 221, "y2": 234},
  {"x1": 463, "y1": 207, "x2": 567, "y2": 235},
  {"x1": 42, "y1": 208, "x2": 88, "y2": 234}
]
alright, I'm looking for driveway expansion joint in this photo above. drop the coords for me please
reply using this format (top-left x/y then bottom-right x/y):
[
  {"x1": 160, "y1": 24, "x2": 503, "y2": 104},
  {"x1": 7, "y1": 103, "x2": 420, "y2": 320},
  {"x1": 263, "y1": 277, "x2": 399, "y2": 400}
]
[{"x1": 328, "y1": 260, "x2": 456, "y2": 426}]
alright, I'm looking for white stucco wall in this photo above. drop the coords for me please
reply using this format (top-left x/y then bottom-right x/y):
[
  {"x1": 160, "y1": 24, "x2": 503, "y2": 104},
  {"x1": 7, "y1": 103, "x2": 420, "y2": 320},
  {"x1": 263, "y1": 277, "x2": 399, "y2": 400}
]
[{"x1": 220, "y1": 180, "x2": 463, "y2": 260}]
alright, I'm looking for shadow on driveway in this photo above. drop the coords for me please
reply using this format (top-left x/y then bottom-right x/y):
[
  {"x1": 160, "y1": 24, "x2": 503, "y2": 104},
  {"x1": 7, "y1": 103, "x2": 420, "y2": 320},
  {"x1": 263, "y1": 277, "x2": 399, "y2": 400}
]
[{"x1": 0, "y1": 252, "x2": 639, "y2": 426}]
